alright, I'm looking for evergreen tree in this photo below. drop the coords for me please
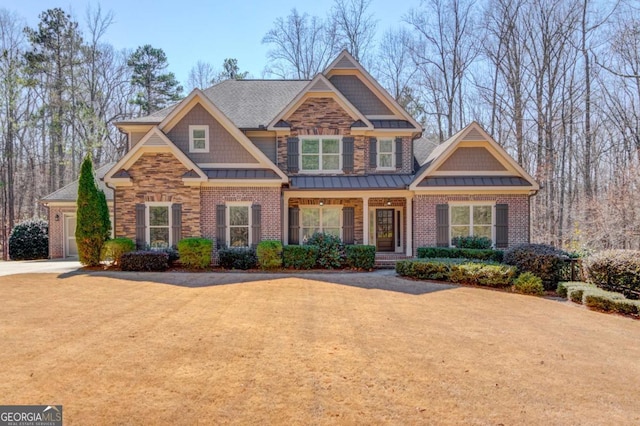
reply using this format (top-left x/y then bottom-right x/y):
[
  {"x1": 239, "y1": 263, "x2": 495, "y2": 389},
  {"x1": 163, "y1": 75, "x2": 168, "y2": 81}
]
[
  {"x1": 76, "y1": 155, "x2": 110, "y2": 266},
  {"x1": 128, "y1": 44, "x2": 183, "y2": 115}
]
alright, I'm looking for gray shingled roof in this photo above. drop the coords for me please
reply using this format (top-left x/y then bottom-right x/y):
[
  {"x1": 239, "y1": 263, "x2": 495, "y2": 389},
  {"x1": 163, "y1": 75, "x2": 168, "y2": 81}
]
[
  {"x1": 290, "y1": 174, "x2": 413, "y2": 190},
  {"x1": 418, "y1": 176, "x2": 532, "y2": 187},
  {"x1": 203, "y1": 169, "x2": 281, "y2": 179},
  {"x1": 41, "y1": 163, "x2": 115, "y2": 202}
]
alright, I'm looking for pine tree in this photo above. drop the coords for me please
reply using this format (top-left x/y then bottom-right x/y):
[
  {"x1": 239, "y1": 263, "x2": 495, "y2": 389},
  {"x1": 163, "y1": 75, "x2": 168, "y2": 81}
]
[{"x1": 76, "y1": 155, "x2": 110, "y2": 265}]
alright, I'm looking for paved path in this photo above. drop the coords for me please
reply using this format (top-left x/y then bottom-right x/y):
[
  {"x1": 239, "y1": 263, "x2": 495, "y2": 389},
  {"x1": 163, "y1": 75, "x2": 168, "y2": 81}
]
[{"x1": 0, "y1": 259, "x2": 82, "y2": 277}]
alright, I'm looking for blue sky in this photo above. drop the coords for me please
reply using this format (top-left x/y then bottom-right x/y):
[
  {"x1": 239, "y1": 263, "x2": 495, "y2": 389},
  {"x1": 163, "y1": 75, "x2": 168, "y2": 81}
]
[{"x1": 10, "y1": 0, "x2": 415, "y2": 86}]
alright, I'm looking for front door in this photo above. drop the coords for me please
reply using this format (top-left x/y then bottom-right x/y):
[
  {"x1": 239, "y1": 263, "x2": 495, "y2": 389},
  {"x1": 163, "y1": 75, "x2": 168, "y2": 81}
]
[
  {"x1": 376, "y1": 209, "x2": 395, "y2": 252},
  {"x1": 65, "y1": 215, "x2": 78, "y2": 257}
]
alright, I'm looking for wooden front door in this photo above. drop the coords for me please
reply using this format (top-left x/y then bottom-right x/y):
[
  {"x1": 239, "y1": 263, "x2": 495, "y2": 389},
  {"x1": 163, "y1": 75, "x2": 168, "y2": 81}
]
[{"x1": 376, "y1": 209, "x2": 395, "y2": 252}]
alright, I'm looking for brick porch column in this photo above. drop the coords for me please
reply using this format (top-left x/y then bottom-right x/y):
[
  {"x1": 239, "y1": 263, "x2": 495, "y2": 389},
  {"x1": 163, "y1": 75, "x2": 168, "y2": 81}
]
[
  {"x1": 362, "y1": 196, "x2": 370, "y2": 245},
  {"x1": 406, "y1": 195, "x2": 413, "y2": 256}
]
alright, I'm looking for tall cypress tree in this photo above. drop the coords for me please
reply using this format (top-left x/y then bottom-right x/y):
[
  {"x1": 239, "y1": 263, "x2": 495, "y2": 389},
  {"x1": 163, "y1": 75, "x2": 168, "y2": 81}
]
[{"x1": 76, "y1": 155, "x2": 110, "y2": 265}]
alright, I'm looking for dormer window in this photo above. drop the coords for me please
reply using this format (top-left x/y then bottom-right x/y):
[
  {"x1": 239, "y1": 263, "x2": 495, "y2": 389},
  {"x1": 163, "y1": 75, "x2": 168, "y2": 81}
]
[{"x1": 189, "y1": 125, "x2": 209, "y2": 153}]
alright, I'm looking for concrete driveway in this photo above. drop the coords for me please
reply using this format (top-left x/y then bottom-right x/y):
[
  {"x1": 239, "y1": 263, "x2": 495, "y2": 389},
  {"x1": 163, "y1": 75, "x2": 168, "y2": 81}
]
[{"x1": 0, "y1": 259, "x2": 82, "y2": 277}]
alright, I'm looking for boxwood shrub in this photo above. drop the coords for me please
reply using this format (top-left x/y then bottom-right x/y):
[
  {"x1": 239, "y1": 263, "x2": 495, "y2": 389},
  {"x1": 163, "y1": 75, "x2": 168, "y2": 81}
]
[
  {"x1": 396, "y1": 259, "x2": 516, "y2": 288},
  {"x1": 503, "y1": 243, "x2": 569, "y2": 290},
  {"x1": 256, "y1": 240, "x2": 283, "y2": 269},
  {"x1": 557, "y1": 281, "x2": 640, "y2": 317},
  {"x1": 452, "y1": 235, "x2": 492, "y2": 249},
  {"x1": 345, "y1": 245, "x2": 376, "y2": 270},
  {"x1": 177, "y1": 238, "x2": 213, "y2": 269},
  {"x1": 120, "y1": 251, "x2": 169, "y2": 272},
  {"x1": 513, "y1": 272, "x2": 544, "y2": 296},
  {"x1": 9, "y1": 218, "x2": 49, "y2": 260},
  {"x1": 283, "y1": 245, "x2": 318, "y2": 269},
  {"x1": 101, "y1": 238, "x2": 135, "y2": 266},
  {"x1": 218, "y1": 247, "x2": 257, "y2": 270},
  {"x1": 307, "y1": 232, "x2": 344, "y2": 269},
  {"x1": 417, "y1": 246, "x2": 503, "y2": 262},
  {"x1": 583, "y1": 250, "x2": 640, "y2": 299}
]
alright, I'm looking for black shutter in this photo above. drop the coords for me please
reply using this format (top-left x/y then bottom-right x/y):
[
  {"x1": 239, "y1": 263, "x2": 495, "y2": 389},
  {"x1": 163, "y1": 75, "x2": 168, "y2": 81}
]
[
  {"x1": 287, "y1": 137, "x2": 299, "y2": 173},
  {"x1": 251, "y1": 204, "x2": 262, "y2": 248},
  {"x1": 369, "y1": 137, "x2": 377, "y2": 168},
  {"x1": 171, "y1": 204, "x2": 182, "y2": 247},
  {"x1": 395, "y1": 137, "x2": 403, "y2": 170},
  {"x1": 495, "y1": 204, "x2": 509, "y2": 248},
  {"x1": 216, "y1": 204, "x2": 226, "y2": 249},
  {"x1": 342, "y1": 137, "x2": 354, "y2": 173},
  {"x1": 343, "y1": 207, "x2": 354, "y2": 245},
  {"x1": 135, "y1": 204, "x2": 146, "y2": 250},
  {"x1": 436, "y1": 204, "x2": 449, "y2": 247},
  {"x1": 288, "y1": 207, "x2": 300, "y2": 245}
]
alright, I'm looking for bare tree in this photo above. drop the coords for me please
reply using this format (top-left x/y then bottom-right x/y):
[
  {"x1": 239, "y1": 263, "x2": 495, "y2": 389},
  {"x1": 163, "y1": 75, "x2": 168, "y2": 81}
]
[
  {"x1": 331, "y1": 0, "x2": 377, "y2": 64},
  {"x1": 186, "y1": 61, "x2": 217, "y2": 92}
]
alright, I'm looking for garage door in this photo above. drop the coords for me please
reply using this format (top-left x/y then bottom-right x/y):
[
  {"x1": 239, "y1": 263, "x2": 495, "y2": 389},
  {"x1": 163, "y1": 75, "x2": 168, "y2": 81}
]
[{"x1": 65, "y1": 215, "x2": 78, "y2": 257}]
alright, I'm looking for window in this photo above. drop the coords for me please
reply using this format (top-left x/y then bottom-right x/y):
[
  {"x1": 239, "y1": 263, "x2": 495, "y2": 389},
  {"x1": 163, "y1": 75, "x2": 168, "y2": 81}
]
[
  {"x1": 450, "y1": 205, "x2": 493, "y2": 242},
  {"x1": 301, "y1": 207, "x2": 341, "y2": 242},
  {"x1": 189, "y1": 125, "x2": 209, "y2": 153},
  {"x1": 377, "y1": 139, "x2": 394, "y2": 169},
  {"x1": 147, "y1": 204, "x2": 171, "y2": 249},
  {"x1": 227, "y1": 204, "x2": 250, "y2": 247},
  {"x1": 300, "y1": 137, "x2": 341, "y2": 172}
]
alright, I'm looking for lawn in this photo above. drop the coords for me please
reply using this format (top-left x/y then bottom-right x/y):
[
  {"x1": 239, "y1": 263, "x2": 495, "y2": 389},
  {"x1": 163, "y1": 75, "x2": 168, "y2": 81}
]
[{"x1": 1, "y1": 271, "x2": 639, "y2": 424}]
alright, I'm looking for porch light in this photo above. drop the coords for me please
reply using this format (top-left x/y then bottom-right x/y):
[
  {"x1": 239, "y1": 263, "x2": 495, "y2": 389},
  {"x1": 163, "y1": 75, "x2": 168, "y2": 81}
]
[
  {"x1": 55, "y1": 214, "x2": 60, "y2": 222},
  {"x1": 386, "y1": 199, "x2": 392, "y2": 206},
  {"x1": 319, "y1": 200, "x2": 324, "y2": 206}
]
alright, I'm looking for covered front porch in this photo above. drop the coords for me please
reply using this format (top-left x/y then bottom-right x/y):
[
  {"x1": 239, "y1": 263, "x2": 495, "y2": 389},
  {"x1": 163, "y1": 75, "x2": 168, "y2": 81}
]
[{"x1": 283, "y1": 190, "x2": 414, "y2": 256}]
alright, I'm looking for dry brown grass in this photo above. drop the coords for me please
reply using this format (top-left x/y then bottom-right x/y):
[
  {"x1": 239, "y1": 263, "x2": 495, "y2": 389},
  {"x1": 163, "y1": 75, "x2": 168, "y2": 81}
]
[{"x1": 1, "y1": 272, "x2": 639, "y2": 425}]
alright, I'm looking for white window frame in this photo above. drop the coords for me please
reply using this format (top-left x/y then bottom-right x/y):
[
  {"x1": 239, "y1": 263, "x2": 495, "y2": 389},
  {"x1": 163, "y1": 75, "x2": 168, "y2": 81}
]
[
  {"x1": 226, "y1": 202, "x2": 252, "y2": 248},
  {"x1": 449, "y1": 202, "x2": 495, "y2": 245},
  {"x1": 299, "y1": 136, "x2": 343, "y2": 173},
  {"x1": 300, "y1": 206, "x2": 343, "y2": 243},
  {"x1": 189, "y1": 125, "x2": 209, "y2": 153},
  {"x1": 377, "y1": 138, "x2": 395, "y2": 170},
  {"x1": 145, "y1": 202, "x2": 172, "y2": 249}
]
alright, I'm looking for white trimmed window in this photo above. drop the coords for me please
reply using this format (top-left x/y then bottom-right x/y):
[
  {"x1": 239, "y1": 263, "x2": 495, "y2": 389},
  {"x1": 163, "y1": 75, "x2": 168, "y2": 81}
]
[
  {"x1": 146, "y1": 203, "x2": 172, "y2": 249},
  {"x1": 301, "y1": 207, "x2": 341, "y2": 242},
  {"x1": 450, "y1": 205, "x2": 493, "y2": 242},
  {"x1": 300, "y1": 136, "x2": 341, "y2": 172},
  {"x1": 189, "y1": 125, "x2": 209, "y2": 153},
  {"x1": 227, "y1": 203, "x2": 251, "y2": 247},
  {"x1": 377, "y1": 138, "x2": 394, "y2": 169}
]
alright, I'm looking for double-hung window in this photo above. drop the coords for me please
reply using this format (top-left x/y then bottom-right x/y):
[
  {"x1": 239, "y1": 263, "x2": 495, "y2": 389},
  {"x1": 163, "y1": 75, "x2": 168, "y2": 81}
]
[
  {"x1": 300, "y1": 137, "x2": 341, "y2": 172},
  {"x1": 450, "y1": 205, "x2": 493, "y2": 242},
  {"x1": 189, "y1": 125, "x2": 209, "y2": 153},
  {"x1": 377, "y1": 139, "x2": 394, "y2": 169},
  {"x1": 301, "y1": 207, "x2": 341, "y2": 242},
  {"x1": 147, "y1": 203, "x2": 171, "y2": 249},
  {"x1": 228, "y1": 204, "x2": 251, "y2": 247}
]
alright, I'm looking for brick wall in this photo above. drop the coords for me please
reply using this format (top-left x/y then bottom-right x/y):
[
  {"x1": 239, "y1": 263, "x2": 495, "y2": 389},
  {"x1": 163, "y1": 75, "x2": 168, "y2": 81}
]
[
  {"x1": 115, "y1": 153, "x2": 201, "y2": 240},
  {"x1": 413, "y1": 194, "x2": 530, "y2": 254}
]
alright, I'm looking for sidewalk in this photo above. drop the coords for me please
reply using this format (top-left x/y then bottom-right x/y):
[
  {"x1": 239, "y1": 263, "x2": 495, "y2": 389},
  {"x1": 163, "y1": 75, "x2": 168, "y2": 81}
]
[{"x1": 0, "y1": 259, "x2": 82, "y2": 277}]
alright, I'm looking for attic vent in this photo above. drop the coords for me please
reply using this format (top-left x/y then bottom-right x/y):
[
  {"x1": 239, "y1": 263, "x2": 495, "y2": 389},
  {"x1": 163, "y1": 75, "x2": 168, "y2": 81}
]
[
  {"x1": 309, "y1": 79, "x2": 332, "y2": 92},
  {"x1": 335, "y1": 55, "x2": 357, "y2": 69},
  {"x1": 462, "y1": 128, "x2": 483, "y2": 141},
  {"x1": 143, "y1": 134, "x2": 168, "y2": 146}
]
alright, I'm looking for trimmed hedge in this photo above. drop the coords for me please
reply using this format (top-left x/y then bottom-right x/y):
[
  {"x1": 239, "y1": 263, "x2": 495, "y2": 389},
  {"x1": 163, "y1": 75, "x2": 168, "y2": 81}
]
[
  {"x1": 557, "y1": 281, "x2": 640, "y2": 317},
  {"x1": 177, "y1": 238, "x2": 213, "y2": 269},
  {"x1": 396, "y1": 259, "x2": 516, "y2": 288},
  {"x1": 218, "y1": 247, "x2": 257, "y2": 270},
  {"x1": 101, "y1": 238, "x2": 135, "y2": 266},
  {"x1": 256, "y1": 240, "x2": 283, "y2": 269},
  {"x1": 307, "y1": 232, "x2": 344, "y2": 269},
  {"x1": 583, "y1": 250, "x2": 640, "y2": 299},
  {"x1": 345, "y1": 245, "x2": 376, "y2": 270},
  {"x1": 121, "y1": 251, "x2": 169, "y2": 271},
  {"x1": 503, "y1": 243, "x2": 569, "y2": 290},
  {"x1": 417, "y1": 246, "x2": 503, "y2": 262},
  {"x1": 452, "y1": 235, "x2": 492, "y2": 249},
  {"x1": 513, "y1": 272, "x2": 544, "y2": 296},
  {"x1": 9, "y1": 218, "x2": 49, "y2": 260},
  {"x1": 283, "y1": 245, "x2": 318, "y2": 269}
]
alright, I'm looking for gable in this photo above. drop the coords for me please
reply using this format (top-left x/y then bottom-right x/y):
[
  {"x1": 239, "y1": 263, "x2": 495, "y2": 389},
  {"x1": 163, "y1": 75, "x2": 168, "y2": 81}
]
[
  {"x1": 166, "y1": 103, "x2": 258, "y2": 165},
  {"x1": 287, "y1": 97, "x2": 355, "y2": 132},
  {"x1": 329, "y1": 75, "x2": 393, "y2": 116},
  {"x1": 436, "y1": 147, "x2": 507, "y2": 172}
]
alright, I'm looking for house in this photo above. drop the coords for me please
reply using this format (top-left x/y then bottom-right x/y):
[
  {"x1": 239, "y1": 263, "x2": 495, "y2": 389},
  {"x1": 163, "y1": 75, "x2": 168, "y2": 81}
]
[{"x1": 42, "y1": 51, "x2": 538, "y2": 260}]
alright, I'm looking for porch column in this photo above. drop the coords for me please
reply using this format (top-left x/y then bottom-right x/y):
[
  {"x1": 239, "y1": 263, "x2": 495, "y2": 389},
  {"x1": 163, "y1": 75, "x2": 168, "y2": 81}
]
[
  {"x1": 283, "y1": 193, "x2": 290, "y2": 245},
  {"x1": 406, "y1": 195, "x2": 413, "y2": 256},
  {"x1": 362, "y1": 196, "x2": 370, "y2": 245}
]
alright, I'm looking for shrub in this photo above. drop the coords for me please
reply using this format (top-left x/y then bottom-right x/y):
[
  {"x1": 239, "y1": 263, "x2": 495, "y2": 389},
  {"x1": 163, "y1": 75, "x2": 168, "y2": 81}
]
[
  {"x1": 417, "y1": 246, "x2": 503, "y2": 262},
  {"x1": 256, "y1": 240, "x2": 283, "y2": 269},
  {"x1": 9, "y1": 218, "x2": 49, "y2": 260},
  {"x1": 307, "y1": 232, "x2": 344, "y2": 269},
  {"x1": 177, "y1": 238, "x2": 213, "y2": 269},
  {"x1": 452, "y1": 235, "x2": 492, "y2": 249},
  {"x1": 583, "y1": 250, "x2": 640, "y2": 299},
  {"x1": 283, "y1": 245, "x2": 318, "y2": 269},
  {"x1": 120, "y1": 251, "x2": 169, "y2": 271},
  {"x1": 345, "y1": 245, "x2": 376, "y2": 270},
  {"x1": 101, "y1": 238, "x2": 135, "y2": 266},
  {"x1": 613, "y1": 299, "x2": 640, "y2": 316},
  {"x1": 503, "y1": 243, "x2": 569, "y2": 290},
  {"x1": 397, "y1": 259, "x2": 515, "y2": 287},
  {"x1": 513, "y1": 272, "x2": 544, "y2": 295},
  {"x1": 557, "y1": 281, "x2": 640, "y2": 317},
  {"x1": 218, "y1": 247, "x2": 257, "y2": 270}
]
